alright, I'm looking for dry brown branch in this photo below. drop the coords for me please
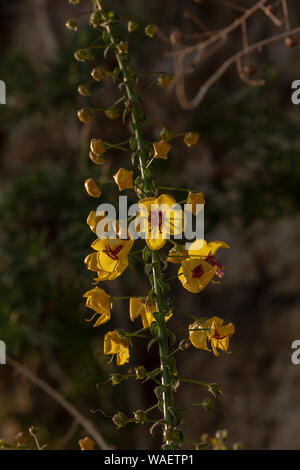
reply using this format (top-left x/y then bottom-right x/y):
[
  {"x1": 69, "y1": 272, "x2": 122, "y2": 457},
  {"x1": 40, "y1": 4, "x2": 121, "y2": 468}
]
[
  {"x1": 176, "y1": 25, "x2": 300, "y2": 109},
  {"x1": 7, "y1": 355, "x2": 112, "y2": 450}
]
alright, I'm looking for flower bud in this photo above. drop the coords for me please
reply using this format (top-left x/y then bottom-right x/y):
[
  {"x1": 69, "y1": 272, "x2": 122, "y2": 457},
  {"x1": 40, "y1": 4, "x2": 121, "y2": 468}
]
[
  {"x1": 77, "y1": 84, "x2": 91, "y2": 96},
  {"x1": 184, "y1": 132, "x2": 199, "y2": 147},
  {"x1": 179, "y1": 339, "x2": 191, "y2": 350},
  {"x1": 105, "y1": 108, "x2": 120, "y2": 120},
  {"x1": 117, "y1": 41, "x2": 128, "y2": 55},
  {"x1": 65, "y1": 19, "x2": 78, "y2": 31},
  {"x1": 112, "y1": 412, "x2": 130, "y2": 428},
  {"x1": 89, "y1": 151, "x2": 105, "y2": 165},
  {"x1": 157, "y1": 74, "x2": 174, "y2": 88},
  {"x1": 145, "y1": 24, "x2": 158, "y2": 38},
  {"x1": 78, "y1": 437, "x2": 95, "y2": 450},
  {"x1": 134, "y1": 365, "x2": 147, "y2": 380},
  {"x1": 84, "y1": 178, "x2": 101, "y2": 198},
  {"x1": 89, "y1": 10, "x2": 103, "y2": 28},
  {"x1": 91, "y1": 67, "x2": 105, "y2": 81},
  {"x1": 111, "y1": 373, "x2": 123, "y2": 385},
  {"x1": 77, "y1": 108, "x2": 92, "y2": 123},
  {"x1": 128, "y1": 21, "x2": 139, "y2": 32},
  {"x1": 133, "y1": 410, "x2": 146, "y2": 423},
  {"x1": 160, "y1": 127, "x2": 174, "y2": 141},
  {"x1": 74, "y1": 49, "x2": 86, "y2": 62},
  {"x1": 202, "y1": 397, "x2": 215, "y2": 411},
  {"x1": 90, "y1": 138, "x2": 105, "y2": 157}
]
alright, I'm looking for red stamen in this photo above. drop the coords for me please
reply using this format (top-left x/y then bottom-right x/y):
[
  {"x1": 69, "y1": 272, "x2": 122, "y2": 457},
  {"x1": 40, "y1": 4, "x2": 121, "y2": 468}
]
[
  {"x1": 192, "y1": 264, "x2": 204, "y2": 279},
  {"x1": 103, "y1": 244, "x2": 123, "y2": 260}
]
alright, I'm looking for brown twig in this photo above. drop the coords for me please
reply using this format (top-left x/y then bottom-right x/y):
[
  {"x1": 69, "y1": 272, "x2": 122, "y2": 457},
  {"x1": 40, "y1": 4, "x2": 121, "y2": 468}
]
[
  {"x1": 7, "y1": 355, "x2": 112, "y2": 450},
  {"x1": 175, "y1": 24, "x2": 300, "y2": 109}
]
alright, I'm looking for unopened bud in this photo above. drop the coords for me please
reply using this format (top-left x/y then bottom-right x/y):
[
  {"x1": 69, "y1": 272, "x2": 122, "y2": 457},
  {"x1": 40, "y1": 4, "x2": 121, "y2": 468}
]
[
  {"x1": 117, "y1": 41, "x2": 128, "y2": 55},
  {"x1": 89, "y1": 10, "x2": 103, "y2": 28},
  {"x1": 91, "y1": 67, "x2": 105, "y2": 81},
  {"x1": 112, "y1": 411, "x2": 130, "y2": 428},
  {"x1": 134, "y1": 365, "x2": 147, "y2": 380},
  {"x1": 66, "y1": 19, "x2": 78, "y2": 31},
  {"x1": 84, "y1": 178, "x2": 101, "y2": 198},
  {"x1": 78, "y1": 437, "x2": 95, "y2": 450},
  {"x1": 77, "y1": 84, "x2": 91, "y2": 96},
  {"x1": 77, "y1": 108, "x2": 92, "y2": 123},
  {"x1": 111, "y1": 374, "x2": 123, "y2": 385},
  {"x1": 145, "y1": 24, "x2": 158, "y2": 38},
  {"x1": 90, "y1": 138, "x2": 105, "y2": 157},
  {"x1": 184, "y1": 132, "x2": 199, "y2": 147},
  {"x1": 128, "y1": 21, "x2": 139, "y2": 33},
  {"x1": 179, "y1": 339, "x2": 191, "y2": 350},
  {"x1": 105, "y1": 108, "x2": 120, "y2": 119},
  {"x1": 157, "y1": 74, "x2": 174, "y2": 88},
  {"x1": 89, "y1": 151, "x2": 105, "y2": 165}
]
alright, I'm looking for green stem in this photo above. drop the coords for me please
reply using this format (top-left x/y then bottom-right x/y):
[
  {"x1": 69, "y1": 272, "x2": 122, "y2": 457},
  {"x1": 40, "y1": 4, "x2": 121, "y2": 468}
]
[{"x1": 96, "y1": 0, "x2": 176, "y2": 448}]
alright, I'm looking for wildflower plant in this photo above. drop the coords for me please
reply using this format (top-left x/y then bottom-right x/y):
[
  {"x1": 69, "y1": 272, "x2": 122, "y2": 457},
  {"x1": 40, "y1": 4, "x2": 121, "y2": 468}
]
[{"x1": 67, "y1": 0, "x2": 235, "y2": 450}]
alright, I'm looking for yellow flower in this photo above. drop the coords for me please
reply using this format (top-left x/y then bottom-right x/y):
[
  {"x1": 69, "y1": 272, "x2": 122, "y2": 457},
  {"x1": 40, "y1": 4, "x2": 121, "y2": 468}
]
[
  {"x1": 167, "y1": 245, "x2": 188, "y2": 264},
  {"x1": 77, "y1": 108, "x2": 92, "y2": 123},
  {"x1": 189, "y1": 316, "x2": 235, "y2": 356},
  {"x1": 184, "y1": 132, "x2": 199, "y2": 147},
  {"x1": 86, "y1": 238, "x2": 134, "y2": 281},
  {"x1": 104, "y1": 330, "x2": 130, "y2": 366},
  {"x1": 90, "y1": 139, "x2": 105, "y2": 157},
  {"x1": 78, "y1": 437, "x2": 95, "y2": 450},
  {"x1": 83, "y1": 286, "x2": 111, "y2": 327},
  {"x1": 153, "y1": 140, "x2": 171, "y2": 159},
  {"x1": 138, "y1": 194, "x2": 183, "y2": 250},
  {"x1": 178, "y1": 239, "x2": 230, "y2": 293},
  {"x1": 86, "y1": 210, "x2": 107, "y2": 233},
  {"x1": 130, "y1": 297, "x2": 172, "y2": 328},
  {"x1": 186, "y1": 192, "x2": 205, "y2": 216},
  {"x1": 113, "y1": 168, "x2": 134, "y2": 191}
]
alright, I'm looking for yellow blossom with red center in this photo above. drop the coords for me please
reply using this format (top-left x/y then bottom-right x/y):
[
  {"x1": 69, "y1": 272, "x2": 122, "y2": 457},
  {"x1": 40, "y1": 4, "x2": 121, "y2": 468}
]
[
  {"x1": 129, "y1": 297, "x2": 172, "y2": 328},
  {"x1": 184, "y1": 132, "x2": 199, "y2": 147},
  {"x1": 178, "y1": 239, "x2": 230, "y2": 293},
  {"x1": 138, "y1": 194, "x2": 183, "y2": 250},
  {"x1": 83, "y1": 286, "x2": 111, "y2": 327},
  {"x1": 104, "y1": 330, "x2": 130, "y2": 366},
  {"x1": 85, "y1": 238, "x2": 134, "y2": 282},
  {"x1": 186, "y1": 192, "x2": 205, "y2": 216},
  {"x1": 153, "y1": 140, "x2": 171, "y2": 159},
  {"x1": 113, "y1": 168, "x2": 134, "y2": 191},
  {"x1": 189, "y1": 316, "x2": 235, "y2": 356}
]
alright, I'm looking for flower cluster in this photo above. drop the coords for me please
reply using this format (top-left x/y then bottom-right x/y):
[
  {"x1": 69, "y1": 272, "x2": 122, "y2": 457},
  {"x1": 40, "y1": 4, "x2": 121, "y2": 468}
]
[{"x1": 68, "y1": 0, "x2": 235, "y2": 450}]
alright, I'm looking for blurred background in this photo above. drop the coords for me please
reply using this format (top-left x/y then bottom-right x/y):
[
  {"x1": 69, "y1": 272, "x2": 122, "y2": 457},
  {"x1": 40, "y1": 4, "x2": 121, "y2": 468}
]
[{"x1": 1, "y1": 0, "x2": 300, "y2": 450}]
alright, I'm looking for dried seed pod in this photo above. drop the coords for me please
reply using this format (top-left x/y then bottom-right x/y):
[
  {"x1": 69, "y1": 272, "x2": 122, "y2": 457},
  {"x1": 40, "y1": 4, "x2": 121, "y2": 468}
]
[{"x1": 285, "y1": 35, "x2": 298, "y2": 48}]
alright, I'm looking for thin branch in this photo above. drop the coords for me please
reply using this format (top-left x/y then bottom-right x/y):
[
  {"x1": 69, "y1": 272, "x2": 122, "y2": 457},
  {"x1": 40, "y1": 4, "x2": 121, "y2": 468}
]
[
  {"x1": 176, "y1": 24, "x2": 300, "y2": 109},
  {"x1": 7, "y1": 355, "x2": 112, "y2": 450}
]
